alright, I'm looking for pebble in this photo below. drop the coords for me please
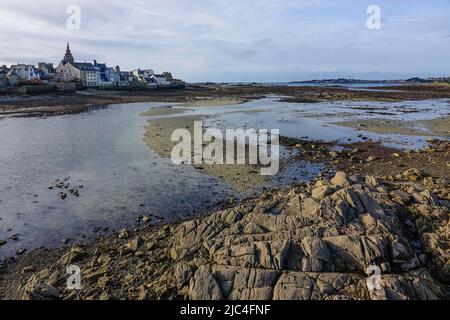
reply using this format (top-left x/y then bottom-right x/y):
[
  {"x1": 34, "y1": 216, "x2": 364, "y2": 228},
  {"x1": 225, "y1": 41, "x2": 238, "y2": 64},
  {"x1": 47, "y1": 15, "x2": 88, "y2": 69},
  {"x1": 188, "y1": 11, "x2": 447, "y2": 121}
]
[{"x1": 16, "y1": 249, "x2": 27, "y2": 255}]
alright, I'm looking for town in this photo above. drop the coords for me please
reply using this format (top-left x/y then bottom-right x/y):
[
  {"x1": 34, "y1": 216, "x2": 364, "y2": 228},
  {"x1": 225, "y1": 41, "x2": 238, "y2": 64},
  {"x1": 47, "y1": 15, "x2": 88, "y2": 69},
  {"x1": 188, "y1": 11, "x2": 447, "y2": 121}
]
[{"x1": 0, "y1": 43, "x2": 185, "y2": 94}]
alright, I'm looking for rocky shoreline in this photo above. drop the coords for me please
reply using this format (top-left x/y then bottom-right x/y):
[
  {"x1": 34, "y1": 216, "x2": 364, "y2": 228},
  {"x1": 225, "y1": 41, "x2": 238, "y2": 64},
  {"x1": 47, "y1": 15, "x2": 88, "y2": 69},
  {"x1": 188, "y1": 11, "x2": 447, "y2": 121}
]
[
  {"x1": 0, "y1": 85, "x2": 449, "y2": 300},
  {"x1": 0, "y1": 166, "x2": 448, "y2": 300}
]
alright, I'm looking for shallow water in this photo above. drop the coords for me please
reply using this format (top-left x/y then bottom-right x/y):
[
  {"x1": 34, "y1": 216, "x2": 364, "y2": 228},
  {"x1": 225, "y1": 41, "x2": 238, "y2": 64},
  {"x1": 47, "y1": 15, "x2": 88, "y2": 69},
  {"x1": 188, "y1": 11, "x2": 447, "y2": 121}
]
[
  {"x1": 177, "y1": 98, "x2": 449, "y2": 149},
  {"x1": 0, "y1": 97, "x2": 448, "y2": 257},
  {"x1": 0, "y1": 102, "x2": 321, "y2": 257}
]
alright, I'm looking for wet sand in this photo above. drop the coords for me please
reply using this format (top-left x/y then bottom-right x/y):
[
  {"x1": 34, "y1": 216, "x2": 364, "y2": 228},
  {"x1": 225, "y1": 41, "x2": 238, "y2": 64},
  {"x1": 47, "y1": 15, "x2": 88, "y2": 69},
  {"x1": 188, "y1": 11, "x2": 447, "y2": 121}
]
[
  {"x1": 143, "y1": 115, "x2": 269, "y2": 191},
  {"x1": 139, "y1": 97, "x2": 246, "y2": 117},
  {"x1": 332, "y1": 116, "x2": 450, "y2": 137},
  {"x1": 174, "y1": 97, "x2": 247, "y2": 108}
]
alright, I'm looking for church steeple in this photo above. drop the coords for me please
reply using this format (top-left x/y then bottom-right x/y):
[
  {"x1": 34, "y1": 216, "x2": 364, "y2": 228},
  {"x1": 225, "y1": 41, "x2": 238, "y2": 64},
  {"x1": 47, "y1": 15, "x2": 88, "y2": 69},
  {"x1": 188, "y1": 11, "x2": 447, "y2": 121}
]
[{"x1": 63, "y1": 42, "x2": 74, "y2": 64}]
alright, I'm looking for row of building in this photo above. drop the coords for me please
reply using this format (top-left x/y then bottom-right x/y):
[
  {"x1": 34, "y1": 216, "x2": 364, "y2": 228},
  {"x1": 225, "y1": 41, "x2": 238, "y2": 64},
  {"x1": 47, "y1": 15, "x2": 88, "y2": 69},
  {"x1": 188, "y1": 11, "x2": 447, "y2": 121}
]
[{"x1": 0, "y1": 43, "x2": 185, "y2": 91}]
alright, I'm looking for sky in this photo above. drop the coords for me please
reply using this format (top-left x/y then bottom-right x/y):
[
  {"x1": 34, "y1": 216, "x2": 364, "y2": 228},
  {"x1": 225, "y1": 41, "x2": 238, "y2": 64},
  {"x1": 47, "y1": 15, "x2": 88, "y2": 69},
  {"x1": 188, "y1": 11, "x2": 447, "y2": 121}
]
[{"x1": 0, "y1": 0, "x2": 449, "y2": 82}]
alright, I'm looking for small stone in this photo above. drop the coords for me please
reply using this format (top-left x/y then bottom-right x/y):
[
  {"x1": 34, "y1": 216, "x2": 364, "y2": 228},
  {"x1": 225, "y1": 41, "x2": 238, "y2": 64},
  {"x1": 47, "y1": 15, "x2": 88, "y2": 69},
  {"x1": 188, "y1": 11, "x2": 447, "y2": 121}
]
[
  {"x1": 69, "y1": 189, "x2": 79, "y2": 197},
  {"x1": 97, "y1": 253, "x2": 111, "y2": 265},
  {"x1": 92, "y1": 227, "x2": 101, "y2": 233},
  {"x1": 390, "y1": 190, "x2": 412, "y2": 204},
  {"x1": 119, "y1": 246, "x2": 133, "y2": 256},
  {"x1": 380, "y1": 263, "x2": 391, "y2": 273},
  {"x1": 99, "y1": 292, "x2": 111, "y2": 300},
  {"x1": 329, "y1": 151, "x2": 338, "y2": 158},
  {"x1": 365, "y1": 175, "x2": 378, "y2": 187},
  {"x1": 16, "y1": 249, "x2": 27, "y2": 255},
  {"x1": 135, "y1": 251, "x2": 145, "y2": 257},
  {"x1": 22, "y1": 266, "x2": 36, "y2": 273},
  {"x1": 311, "y1": 186, "x2": 332, "y2": 200},
  {"x1": 127, "y1": 237, "x2": 142, "y2": 252},
  {"x1": 403, "y1": 168, "x2": 424, "y2": 181},
  {"x1": 24, "y1": 284, "x2": 60, "y2": 300},
  {"x1": 331, "y1": 172, "x2": 350, "y2": 187},
  {"x1": 124, "y1": 273, "x2": 135, "y2": 284},
  {"x1": 97, "y1": 276, "x2": 110, "y2": 289},
  {"x1": 58, "y1": 245, "x2": 86, "y2": 265},
  {"x1": 349, "y1": 174, "x2": 365, "y2": 184},
  {"x1": 423, "y1": 176, "x2": 434, "y2": 187},
  {"x1": 119, "y1": 229, "x2": 129, "y2": 239}
]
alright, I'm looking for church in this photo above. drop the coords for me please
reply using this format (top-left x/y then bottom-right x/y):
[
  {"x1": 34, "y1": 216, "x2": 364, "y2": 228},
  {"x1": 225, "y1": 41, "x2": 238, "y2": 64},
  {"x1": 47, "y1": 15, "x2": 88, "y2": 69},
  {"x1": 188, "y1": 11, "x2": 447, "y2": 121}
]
[{"x1": 56, "y1": 43, "x2": 104, "y2": 87}]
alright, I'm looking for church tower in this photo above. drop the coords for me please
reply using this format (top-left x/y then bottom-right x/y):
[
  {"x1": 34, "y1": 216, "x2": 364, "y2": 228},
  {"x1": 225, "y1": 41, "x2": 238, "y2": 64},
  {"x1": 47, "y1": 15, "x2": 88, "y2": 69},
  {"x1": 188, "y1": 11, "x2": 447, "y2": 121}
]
[{"x1": 62, "y1": 43, "x2": 74, "y2": 64}]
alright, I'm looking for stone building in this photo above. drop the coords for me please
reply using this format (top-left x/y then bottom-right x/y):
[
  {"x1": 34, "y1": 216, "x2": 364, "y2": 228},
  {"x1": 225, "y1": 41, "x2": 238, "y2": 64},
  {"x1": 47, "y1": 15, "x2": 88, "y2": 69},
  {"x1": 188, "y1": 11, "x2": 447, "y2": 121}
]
[{"x1": 56, "y1": 43, "x2": 101, "y2": 87}]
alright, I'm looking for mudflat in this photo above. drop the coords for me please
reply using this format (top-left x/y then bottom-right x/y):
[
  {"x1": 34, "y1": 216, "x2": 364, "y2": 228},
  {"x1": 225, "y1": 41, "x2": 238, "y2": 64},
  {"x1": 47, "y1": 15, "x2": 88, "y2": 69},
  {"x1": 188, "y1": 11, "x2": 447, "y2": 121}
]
[{"x1": 2, "y1": 83, "x2": 450, "y2": 118}]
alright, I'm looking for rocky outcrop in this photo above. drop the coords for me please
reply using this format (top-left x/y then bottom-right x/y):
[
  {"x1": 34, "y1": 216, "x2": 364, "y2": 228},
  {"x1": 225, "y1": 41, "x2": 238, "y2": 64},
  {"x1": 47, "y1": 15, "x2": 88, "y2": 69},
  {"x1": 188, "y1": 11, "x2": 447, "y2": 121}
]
[
  {"x1": 167, "y1": 172, "x2": 449, "y2": 300},
  {"x1": 7, "y1": 172, "x2": 449, "y2": 300}
]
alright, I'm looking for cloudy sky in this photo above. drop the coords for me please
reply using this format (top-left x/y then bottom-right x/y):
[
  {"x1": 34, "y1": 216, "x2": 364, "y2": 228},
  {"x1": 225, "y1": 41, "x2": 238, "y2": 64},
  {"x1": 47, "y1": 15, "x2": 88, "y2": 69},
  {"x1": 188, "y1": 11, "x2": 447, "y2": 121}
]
[{"x1": 0, "y1": 0, "x2": 449, "y2": 82}]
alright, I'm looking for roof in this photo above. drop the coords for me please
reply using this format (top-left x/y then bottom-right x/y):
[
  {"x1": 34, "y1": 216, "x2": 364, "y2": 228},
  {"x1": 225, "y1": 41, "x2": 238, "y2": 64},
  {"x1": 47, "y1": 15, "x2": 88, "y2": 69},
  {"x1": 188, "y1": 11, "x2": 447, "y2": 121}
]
[
  {"x1": 11, "y1": 64, "x2": 36, "y2": 70},
  {"x1": 71, "y1": 62, "x2": 99, "y2": 71}
]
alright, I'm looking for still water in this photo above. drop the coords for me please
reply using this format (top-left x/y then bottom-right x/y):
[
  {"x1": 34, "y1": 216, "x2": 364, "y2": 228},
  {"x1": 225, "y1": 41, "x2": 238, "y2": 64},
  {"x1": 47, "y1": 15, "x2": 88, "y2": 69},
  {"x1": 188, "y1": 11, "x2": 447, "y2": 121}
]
[
  {"x1": 0, "y1": 101, "x2": 322, "y2": 257},
  {"x1": 0, "y1": 97, "x2": 448, "y2": 257}
]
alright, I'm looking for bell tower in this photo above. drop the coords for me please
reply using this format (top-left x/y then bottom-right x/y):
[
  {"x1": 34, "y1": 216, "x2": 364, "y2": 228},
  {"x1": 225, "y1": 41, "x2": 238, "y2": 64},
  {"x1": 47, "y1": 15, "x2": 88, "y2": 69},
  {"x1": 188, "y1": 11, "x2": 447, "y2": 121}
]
[{"x1": 62, "y1": 43, "x2": 74, "y2": 64}]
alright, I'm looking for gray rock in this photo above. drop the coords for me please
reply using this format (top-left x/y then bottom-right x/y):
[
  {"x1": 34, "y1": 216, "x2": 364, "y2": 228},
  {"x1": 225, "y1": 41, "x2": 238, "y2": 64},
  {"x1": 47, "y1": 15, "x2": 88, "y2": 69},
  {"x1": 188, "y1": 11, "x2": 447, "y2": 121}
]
[{"x1": 189, "y1": 266, "x2": 223, "y2": 300}]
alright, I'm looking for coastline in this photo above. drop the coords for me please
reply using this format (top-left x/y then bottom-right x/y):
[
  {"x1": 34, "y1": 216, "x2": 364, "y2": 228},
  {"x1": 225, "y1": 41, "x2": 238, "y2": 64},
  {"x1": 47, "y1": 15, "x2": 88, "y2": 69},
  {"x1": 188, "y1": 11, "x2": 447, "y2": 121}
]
[
  {"x1": 2, "y1": 83, "x2": 450, "y2": 118},
  {"x1": 0, "y1": 136, "x2": 448, "y2": 300},
  {"x1": 0, "y1": 84, "x2": 449, "y2": 300},
  {"x1": 1, "y1": 166, "x2": 448, "y2": 300}
]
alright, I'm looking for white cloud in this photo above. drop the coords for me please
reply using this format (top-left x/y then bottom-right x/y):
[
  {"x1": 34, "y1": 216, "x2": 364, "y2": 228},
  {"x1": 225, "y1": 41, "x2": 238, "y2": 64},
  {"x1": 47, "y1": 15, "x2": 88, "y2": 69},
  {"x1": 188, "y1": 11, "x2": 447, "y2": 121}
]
[{"x1": 0, "y1": 0, "x2": 449, "y2": 81}]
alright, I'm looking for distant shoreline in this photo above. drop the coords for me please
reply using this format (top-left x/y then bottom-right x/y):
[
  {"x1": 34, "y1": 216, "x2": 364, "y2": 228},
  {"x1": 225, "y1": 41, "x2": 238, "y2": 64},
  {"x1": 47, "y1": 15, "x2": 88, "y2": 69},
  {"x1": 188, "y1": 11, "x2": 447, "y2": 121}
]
[{"x1": 1, "y1": 82, "x2": 450, "y2": 118}]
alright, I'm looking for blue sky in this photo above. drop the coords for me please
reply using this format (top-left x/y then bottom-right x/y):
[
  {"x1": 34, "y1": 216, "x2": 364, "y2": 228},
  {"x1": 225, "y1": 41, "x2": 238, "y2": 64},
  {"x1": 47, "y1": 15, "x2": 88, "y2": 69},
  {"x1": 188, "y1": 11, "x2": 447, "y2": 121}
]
[{"x1": 0, "y1": 0, "x2": 449, "y2": 82}]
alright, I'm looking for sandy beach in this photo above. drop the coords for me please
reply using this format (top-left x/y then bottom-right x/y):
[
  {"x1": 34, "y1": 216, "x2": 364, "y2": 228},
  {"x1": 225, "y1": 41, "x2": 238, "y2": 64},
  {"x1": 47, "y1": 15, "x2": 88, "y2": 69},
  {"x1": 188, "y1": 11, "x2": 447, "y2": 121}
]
[{"x1": 143, "y1": 114, "x2": 270, "y2": 191}]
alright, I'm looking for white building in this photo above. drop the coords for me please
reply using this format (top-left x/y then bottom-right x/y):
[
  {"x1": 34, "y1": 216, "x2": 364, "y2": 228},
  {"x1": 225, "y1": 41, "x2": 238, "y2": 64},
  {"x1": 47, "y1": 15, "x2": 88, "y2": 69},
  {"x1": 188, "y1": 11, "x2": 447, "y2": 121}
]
[
  {"x1": 152, "y1": 74, "x2": 171, "y2": 87},
  {"x1": 9, "y1": 64, "x2": 40, "y2": 81},
  {"x1": 37, "y1": 62, "x2": 56, "y2": 82},
  {"x1": 132, "y1": 69, "x2": 157, "y2": 88},
  {"x1": 105, "y1": 66, "x2": 121, "y2": 84},
  {"x1": 57, "y1": 61, "x2": 100, "y2": 87}
]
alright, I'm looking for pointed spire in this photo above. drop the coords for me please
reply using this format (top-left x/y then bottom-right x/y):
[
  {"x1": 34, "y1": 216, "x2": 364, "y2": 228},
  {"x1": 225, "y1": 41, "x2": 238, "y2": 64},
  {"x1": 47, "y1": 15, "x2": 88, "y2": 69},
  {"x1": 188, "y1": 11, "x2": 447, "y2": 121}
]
[{"x1": 63, "y1": 42, "x2": 74, "y2": 64}]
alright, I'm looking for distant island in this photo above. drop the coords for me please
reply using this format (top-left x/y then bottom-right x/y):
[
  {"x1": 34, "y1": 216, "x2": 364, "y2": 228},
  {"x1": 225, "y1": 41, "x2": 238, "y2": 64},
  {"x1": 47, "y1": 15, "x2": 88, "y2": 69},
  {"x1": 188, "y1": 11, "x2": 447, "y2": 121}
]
[{"x1": 289, "y1": 77, "x2": 450, "y2": 84}]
